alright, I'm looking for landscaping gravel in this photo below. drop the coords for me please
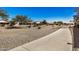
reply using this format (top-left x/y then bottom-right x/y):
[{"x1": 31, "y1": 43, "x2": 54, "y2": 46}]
[{"x1": 0, "y1": 25, "x2": 60, "y2": 51}]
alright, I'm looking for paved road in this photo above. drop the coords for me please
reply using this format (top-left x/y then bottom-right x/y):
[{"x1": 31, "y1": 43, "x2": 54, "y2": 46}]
[{"x1": 10, "y1": 27, "x2": 72, "y2": 51}]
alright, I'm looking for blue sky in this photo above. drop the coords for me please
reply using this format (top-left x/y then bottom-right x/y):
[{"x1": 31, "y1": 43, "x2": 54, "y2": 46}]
[{"x1": 1, "y1": 7, "x2": 75, "y2": 22}]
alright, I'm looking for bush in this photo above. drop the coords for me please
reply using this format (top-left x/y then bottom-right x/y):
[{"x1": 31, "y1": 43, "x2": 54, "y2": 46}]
[
  {"x1": 38, "y1": 27, "x2": 41, "y2": 29},
  {"x1": 28, "y1": 26, "x2": 31, "y2": 28}
]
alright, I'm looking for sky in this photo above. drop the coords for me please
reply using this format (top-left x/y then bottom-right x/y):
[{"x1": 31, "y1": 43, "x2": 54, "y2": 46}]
[{"x1": 0, "y1": 7, "x2": 75, "y2": 22}]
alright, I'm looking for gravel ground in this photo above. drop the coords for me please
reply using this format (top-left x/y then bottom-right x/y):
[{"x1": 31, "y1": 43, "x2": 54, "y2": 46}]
[{"x1": 0, "y1": 25, "x2": 60, "y2": 51}]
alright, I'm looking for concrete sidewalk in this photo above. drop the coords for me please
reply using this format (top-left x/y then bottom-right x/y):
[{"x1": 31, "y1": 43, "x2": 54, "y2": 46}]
[{"x1": 10, "y1": 28, "x2": 72, "y2": 51}]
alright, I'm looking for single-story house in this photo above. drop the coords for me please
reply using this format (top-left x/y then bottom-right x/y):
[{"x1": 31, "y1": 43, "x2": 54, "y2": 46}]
[{"x1": 0, "y1": 20, "x2": 9, "y2": 26}]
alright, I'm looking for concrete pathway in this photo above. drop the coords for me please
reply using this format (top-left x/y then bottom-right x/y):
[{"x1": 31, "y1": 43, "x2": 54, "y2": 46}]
[{"x1": 10, "y1": 27, "x2": 72, "y2": 51}]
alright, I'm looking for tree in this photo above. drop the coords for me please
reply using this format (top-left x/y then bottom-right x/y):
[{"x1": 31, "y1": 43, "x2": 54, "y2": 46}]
[
  {"x1": 73, "y1": 8, "x2": 79, "y2": 27},
  {"x1": 53, "y1": 21, "x2": 57, "y2": 25},
  {"x1": 9, "y1": 20, "x2": 16, "y2": 26},
  {"x1": 12, "y1": 15, "x2": 31, "y2": 25},
  {"x1": 53, "y1": 21, "x2": 63, "y2": 25},
  {"x1": 42, "y1": 20, "x2": 47, "y2": 24},
  {"x1": 0, "y1": 9, "x2": 8, "y2": 20},
  {"x1": 57, "y1": 21, "x2": 63, "y2": 25}
]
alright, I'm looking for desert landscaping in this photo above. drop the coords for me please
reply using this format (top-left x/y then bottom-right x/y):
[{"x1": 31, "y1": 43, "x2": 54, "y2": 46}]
[{"x1": 0, "y1": 25, "x2": 61, "y2": 51}]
